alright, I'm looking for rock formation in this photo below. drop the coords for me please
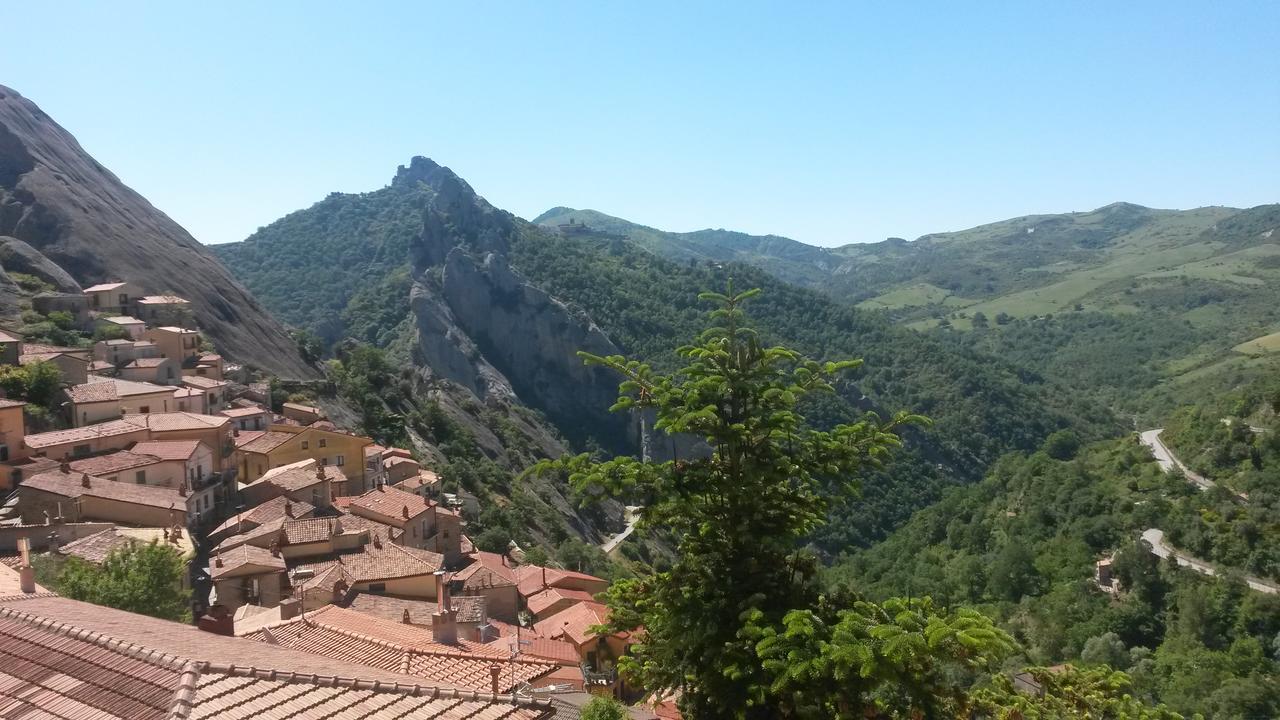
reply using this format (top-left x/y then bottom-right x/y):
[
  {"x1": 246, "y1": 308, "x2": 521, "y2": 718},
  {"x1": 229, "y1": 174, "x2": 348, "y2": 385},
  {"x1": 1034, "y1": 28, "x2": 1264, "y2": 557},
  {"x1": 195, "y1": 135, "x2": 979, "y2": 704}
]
[{"x1": 0, "y1": 84, "x2": 315, "y2": 378}]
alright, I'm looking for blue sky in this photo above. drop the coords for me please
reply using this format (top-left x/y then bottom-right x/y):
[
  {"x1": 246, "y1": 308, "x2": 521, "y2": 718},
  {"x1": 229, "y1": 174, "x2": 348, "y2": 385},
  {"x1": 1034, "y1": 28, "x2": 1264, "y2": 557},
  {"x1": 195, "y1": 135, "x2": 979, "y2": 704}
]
[{"x1": 3, "y1": 2, "x2": 1277, "y2": 247}]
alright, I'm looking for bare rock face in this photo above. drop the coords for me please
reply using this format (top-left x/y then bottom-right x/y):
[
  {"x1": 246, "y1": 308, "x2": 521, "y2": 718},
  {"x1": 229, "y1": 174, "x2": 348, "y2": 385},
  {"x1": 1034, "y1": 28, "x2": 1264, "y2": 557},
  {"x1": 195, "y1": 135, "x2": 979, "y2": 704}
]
[
  {"x1": 0, "y1": 235, "x2": 81, "y2": 292},
  {"x1": 0, "y1": 84, "x2": 315, "y2": 378}
]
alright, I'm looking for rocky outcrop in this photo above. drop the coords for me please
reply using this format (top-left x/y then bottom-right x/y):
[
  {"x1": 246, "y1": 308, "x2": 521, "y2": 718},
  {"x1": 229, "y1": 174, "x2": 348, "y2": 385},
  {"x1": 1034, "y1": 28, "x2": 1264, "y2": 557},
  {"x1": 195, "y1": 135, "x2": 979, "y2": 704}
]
[
  {"x1": 0, "y1": 235, "x2": 81, "y2": 292},
  {"x1": 439, "y1": 248, "x2": 629, "y2": 448},
  {"x1": 0, "y1": 84, "x2": 315, "y2": 378}
]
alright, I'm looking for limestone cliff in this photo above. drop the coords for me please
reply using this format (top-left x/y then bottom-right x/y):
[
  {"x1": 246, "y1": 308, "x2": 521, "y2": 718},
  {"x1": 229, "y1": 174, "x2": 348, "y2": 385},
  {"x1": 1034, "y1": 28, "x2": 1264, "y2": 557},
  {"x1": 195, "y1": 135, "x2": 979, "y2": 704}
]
[{"x1": 0, "y1": 84, "x2": 315, "y2": 378}]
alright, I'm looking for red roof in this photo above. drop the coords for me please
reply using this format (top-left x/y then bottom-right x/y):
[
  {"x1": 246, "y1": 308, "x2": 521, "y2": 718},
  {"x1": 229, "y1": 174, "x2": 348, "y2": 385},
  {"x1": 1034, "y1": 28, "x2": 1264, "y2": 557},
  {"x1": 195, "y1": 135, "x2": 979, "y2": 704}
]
[
  {"x1": 486, "y1": 635, "x2": 581, "y2": 666},
  {"x1": 129, "y1": 439, "x2": 204, "y2": 461},
  {"x1": 346, "y1": 485, "x2": 433, "y2": 525},
  {"x1": 533, "y1": 601, "x2": 616, "y2": 646},
  {"x1": 515, "y1": 564, "x2": 608, "y2": 598}
]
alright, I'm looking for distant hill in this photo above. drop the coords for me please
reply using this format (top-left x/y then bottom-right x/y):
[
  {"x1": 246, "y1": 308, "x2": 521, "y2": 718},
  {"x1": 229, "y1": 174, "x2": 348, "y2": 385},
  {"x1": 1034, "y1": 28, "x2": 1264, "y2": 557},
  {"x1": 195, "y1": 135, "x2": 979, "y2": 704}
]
[
  {"x1": 536, "y1": 202, "x2": 1280, "y2": 417},
  {"x1": 217, "y1": 159, "x2": 1109, "y2": 551},
  {"x1": 0, "y1": 85, "x2": 315, "y2": 378}
]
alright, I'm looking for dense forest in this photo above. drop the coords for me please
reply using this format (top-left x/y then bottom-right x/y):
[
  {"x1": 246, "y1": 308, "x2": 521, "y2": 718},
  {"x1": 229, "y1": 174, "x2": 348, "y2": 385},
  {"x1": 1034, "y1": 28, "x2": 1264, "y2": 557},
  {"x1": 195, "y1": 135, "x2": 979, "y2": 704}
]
[{"x1": 837, "y1": 400, "x2": 1280, "y2": 716}]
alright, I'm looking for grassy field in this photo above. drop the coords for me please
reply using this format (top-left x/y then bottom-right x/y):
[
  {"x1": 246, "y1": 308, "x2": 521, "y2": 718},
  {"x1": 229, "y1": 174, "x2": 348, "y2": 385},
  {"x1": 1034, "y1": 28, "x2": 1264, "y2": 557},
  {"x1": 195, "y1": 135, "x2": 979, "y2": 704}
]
[{"x1": 1233, "y1": 330, "x2": 1280, "y2": 356}]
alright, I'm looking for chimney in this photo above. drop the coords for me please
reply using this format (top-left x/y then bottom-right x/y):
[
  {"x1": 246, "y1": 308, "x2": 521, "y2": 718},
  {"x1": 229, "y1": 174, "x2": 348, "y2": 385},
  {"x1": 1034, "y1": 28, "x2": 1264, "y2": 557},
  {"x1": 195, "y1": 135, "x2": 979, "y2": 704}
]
[
  {"x1": 284, "y1": 501, "x2": 294, "y2": 519},
  {"x1": 178, "y1": 479, "x2": 188, "y2": 497},
  {"x1": 541, "y1": 565, "x2": 547, "y2": 590},
  {"x1": 59, "y1": 459, "x2": 71, "y2": 474},
  {"x1": 402, "y1": 504, "x2": 410, "y2": 519},
  {"x1": 315, "y1": 463, "x2": 325, "y2": 480},
  {"x1": 489, "y1": 664, "x2": 502, "y2": 694},
  {"x1": 432, "y1": 570, "x2": 457, "y2": 644},
  {"x1": 214, "y1": 551, "x2": 224, "y2": 568},
  {"x1": 17, "y1": 538, "x2": 35, "y2": 594},
  {"x1": 278, "y1": 597, "x2": 301, "y2": 621},
  {"x1": 372, "y1": 532, "x2": 382, "y2": 549},
  {"x1": 269, "y1": 541, "x2": 280, "y2": 557},
  {"x1": 332, "y1": 579, "x2": 349, "y2": 604},
  {"x1": 378, "y1": 483, "x2": 386, "y2": 492},
  {"x1": 80, "y1": 473, "x2": 91, "y2": 488},
  {"x1": 402, "y1": 608, "x2": 411, "y2": 624},
  {"x1": 198, "y1": 604, "x2": 234, "y2": 636}
]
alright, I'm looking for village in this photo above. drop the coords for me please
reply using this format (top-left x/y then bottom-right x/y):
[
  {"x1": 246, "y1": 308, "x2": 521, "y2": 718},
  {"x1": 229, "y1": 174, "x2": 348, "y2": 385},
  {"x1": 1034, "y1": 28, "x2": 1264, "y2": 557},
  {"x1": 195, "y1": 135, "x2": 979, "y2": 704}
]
[{"x1": 0, "y1": 281, "x2": 665, "y2": 720}]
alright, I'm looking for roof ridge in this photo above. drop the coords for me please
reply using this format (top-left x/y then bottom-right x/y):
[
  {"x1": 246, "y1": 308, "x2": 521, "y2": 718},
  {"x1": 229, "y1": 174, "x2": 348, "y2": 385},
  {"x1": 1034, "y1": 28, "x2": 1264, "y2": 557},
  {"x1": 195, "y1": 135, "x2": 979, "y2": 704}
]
[
  {"x1": 195, "y1": 662, "x2": 551, "y2": 708},
  {"x1": 0, "y1": 604, "x2": 193, "y2": 671},
  {"x1": 166, "y1": 660, "x2": 203, "y2": 720}
]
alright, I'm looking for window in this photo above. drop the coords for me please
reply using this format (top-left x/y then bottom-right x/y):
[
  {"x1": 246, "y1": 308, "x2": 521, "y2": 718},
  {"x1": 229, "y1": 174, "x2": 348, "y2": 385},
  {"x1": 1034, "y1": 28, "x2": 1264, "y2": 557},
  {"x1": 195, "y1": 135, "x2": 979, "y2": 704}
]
[
  {"x1": 118, "y1": 293, "x2": 128, "y2": 306},
  {"x1": 139, "y1": 405, "x2": 150, "y2": 414},
  {"x1": 196, "y1": 367, "x2": 207, "y2": 376},
  {"x1": 318, "y1": 438, "x2": 327, "y2": 448},
  {"x1": 336, "y1": 455, "x2": 345, "y2": 467},
  {"x1": 135, "y1": 471, "x2": 146, "y2": 484},
  {"x1": 257, "y1": 465, "x2": 264, "y2": 475},
  {"x1": 412, "y1": 526, "x2": 417, "y2": 538},
  {"x1": 72, "y1": 444, "x2": 91, "y2": 457},
  {"x1": 368, "y1": 583, "x2": 386, "y2": 594},
  {"x1": 0, "y1": 445, "x2": 8, "y2": 462},
  {"x1": 301, "y1": 441, "x2": 309, "y2": 450}
]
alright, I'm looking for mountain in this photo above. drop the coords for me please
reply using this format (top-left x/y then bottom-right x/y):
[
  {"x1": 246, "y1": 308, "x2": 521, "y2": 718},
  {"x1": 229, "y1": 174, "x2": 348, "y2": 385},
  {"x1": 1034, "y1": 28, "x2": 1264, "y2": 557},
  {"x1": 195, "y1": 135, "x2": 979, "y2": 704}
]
[
  {"x1": 536, "y1": 203, "x2": 1280, "y2": 418},
  {"x1": 215, "y1": 157, "x2": 1112, "y2": 552},
  {"x1": 0, "y1": 85, "x2": 314, "y2": 378}
]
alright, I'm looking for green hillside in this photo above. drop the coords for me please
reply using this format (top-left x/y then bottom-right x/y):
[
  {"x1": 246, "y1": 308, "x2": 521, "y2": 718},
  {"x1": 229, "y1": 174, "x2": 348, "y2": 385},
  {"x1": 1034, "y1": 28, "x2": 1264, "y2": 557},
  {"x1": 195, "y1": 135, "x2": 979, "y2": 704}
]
[
  {"x1": 537, "y1": 203, "x2": 1280, "y2": 417},
  {"x1": 216, "y1": 165, "x2": 1116, "y2": 552}
]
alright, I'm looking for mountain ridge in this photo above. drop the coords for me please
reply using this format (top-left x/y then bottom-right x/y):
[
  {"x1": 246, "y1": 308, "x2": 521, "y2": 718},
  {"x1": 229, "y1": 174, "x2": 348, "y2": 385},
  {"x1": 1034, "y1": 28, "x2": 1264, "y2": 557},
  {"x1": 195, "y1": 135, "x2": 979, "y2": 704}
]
[{"x1": 0, "y1": 84, "x2": 315, "y2": 378}]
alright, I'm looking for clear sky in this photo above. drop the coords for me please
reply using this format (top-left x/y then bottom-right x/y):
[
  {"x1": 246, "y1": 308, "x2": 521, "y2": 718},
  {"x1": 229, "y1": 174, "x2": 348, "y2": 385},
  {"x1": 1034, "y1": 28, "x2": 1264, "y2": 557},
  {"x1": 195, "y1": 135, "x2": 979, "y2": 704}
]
[{"x1": 3, "y1": 2, "x2": 1277, "y2": 247}]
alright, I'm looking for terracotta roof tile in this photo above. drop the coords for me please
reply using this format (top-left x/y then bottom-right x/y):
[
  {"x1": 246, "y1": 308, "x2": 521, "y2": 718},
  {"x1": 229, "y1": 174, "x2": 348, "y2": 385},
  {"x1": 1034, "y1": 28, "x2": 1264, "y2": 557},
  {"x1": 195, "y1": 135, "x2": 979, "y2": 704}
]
[
  {"x1": 57, "y1": 527, "x2": 137, "y2": 565},
  {"x1": 248, "y1": 606, "x2": 556, "y2": 693},
  {"x1": 346, "y1": 486, "x2": 432, "y2": 525},
  {"x1": 346, "y1": 593, "x2": 487, "y2": 625},
  {"x1": 0, "y1": 398, "x2": 26, "y2": 409},
  {"x1": 533, "y1": 602, "x2": 615, "y2": 646},
  {"x1": 22, "y1": 468, "x2": 188, "y2": 512},
  {"x1": 525, "y1": 587, "x2": 599, "y2": 617},
  {"x1": 136, "y1": 295, "x2": 189, "y2": 304},
  {"x1": 122, "y1": 411, "x2": 229, "y2": 432},
  {"x1": 282, "y1": 517, "x2": 342, "y2": 545},
  {"x1": 292, "y1": 542, "x2": 443, "y2": 585},
  {"x1": 219, "y1": 406, "x2": 266, "y2": 418},
  {"x1": 487, "y1": 635, "x2": 581, "y2": 666},
  {"x1": 0, "y1": 595, "x2": 552, "y2": 719},
  {"x1": 239, "y1": 430, "x2": 294, "y2": 454},
  {"x1": 129, "y1": 439, "x2": 203, "y2": 461},
  {"x1": 67, "y1": 376, "x2": 173, "y2": 403},
  {"x1": 24, "y1": 419, "x2": 146, "y2": 449},
  {"x1": 83, "y1": 282, "x2": 128, "y2": 292},
  {"x1": 211, "y1": 544, "x2": 286, "y2": 579},
  {"x1": 0, "y1": 329, "x2": 21, "y2": 343},
  {"x1": 515, "y1": 565, "x2": 608, "y2": 598},
  {"x1": 209, "y1": 496, "x2": 315, "y2": 539},
  {"x1": 69, "y1": 449, "x2": 161, "y2": 475},
  {"x1": 180, "y1": 375, "x2": 229, "y2": 390}
]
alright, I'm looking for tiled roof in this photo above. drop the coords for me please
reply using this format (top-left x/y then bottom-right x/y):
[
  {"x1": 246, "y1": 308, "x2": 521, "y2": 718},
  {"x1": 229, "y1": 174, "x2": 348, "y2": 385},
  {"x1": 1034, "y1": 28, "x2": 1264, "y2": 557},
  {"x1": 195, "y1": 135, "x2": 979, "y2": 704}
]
[
  {"x1": 454, "y1": 551, "x2": 518, "y2": 589},
  {"x1": 22, "y1": 468, "x2": 188, "y2": 512},
  {"x1": 283, "y1": 517, "x2": 342, "y2": 545},
  {"x1": 122, "y1": 411, "x2": 229, "y2": 431},
  {"x1": 20, "y1": 350, "x2": 88, "y2": 365},
  {"x1": 219, "y1": 406, "x2": 265, "y2": 418},
  {"x1": 515, "y1": 564, "x2": 608, "y2": 598},
  {"x1": 283, "y1": 402, "x2": 322, "y2": 414},
  {"x1": 0, "y1": 398, "x2": 26, "y2": 409},
  {"x1": 82, "y1": 282, "x2": 128, "y2": 292},
  {"x1": 347, "y1": 486, "x2": 432, "y2": 525},
  {"x1": 233, "y1": 429, "x2": 266, "y2": 448},
  {"x1": 208, "y1": 496, "x2": 315, "y2": 539},
  {"x1": 293, "y1": 542, "x2": 443, "y2": 585},
  {"x1": 238, "y1": 430, "x2": 294, "y2": 453},
  {"x1": 88, "y1": 360, "x2": 115, "y2": 372},
  {"x1": 346, "y1": 593, "x2": 487, "y2": 625},
  {"x1": 101, "y1": 315, "x2": 144, "y2": 325},
  {"x1": 21, "y1": 342, "x2": 89, "y2": 356},
  {"x1": 248, "y1": 606, "x2": 556, "y2": 693},
  {"x1": 56, "y1": 527, "x2": 144, "y2": 565},
  {"x1": 257, "y1": 460, "x2": 343, "y2": 494},
  {"x1": 533, "y1": 601, "x2": 615, "y2": 646},
  {"x1": 67, "y1": 376, "x2": 173, "y2": 403},
  {"x1": 487, "y1": 635, "x2": 581, "y2": 666},
  {"x1": 394, "y1": 470, "x2": 441, "y2": 492},
  {"x1": 0, "y1": 329, "x2": 21, "y2": 343},
  {"x1": 0, "y1": 595, "x2": 552, "y2": 719},
  {"x1": 180, "y1": 375, "x2": 229, "y2": 390},
  {"x1": 213, "y1": 517, "x2": 287, "y2": 553},
  {"x1": 25, "y1": 419, "x2": 146, "y2": 449},
  {"x1": 123, "y1": 357, "x2": 171, "y2": 368},
  {"x1": 136, "y1": 295, "x2": 189, "y2": 304},
  {"x1": 129, "y1": 439, "x2": 203, "y2": 461},
  {"x1": 525, "y1": 586, "x2": 599, "y2": 617},
  {"x1": 0, "y1": 563, "x2": 47, "y2": 596},
  {"x1": 69, "y1": 450, "x2": 161, "y2": 475},
  {"x1": 210, "y1": 544, "x2": 286, "y2": 579},
  {"x1": 365, "y1": 444, "x2": 386, "y2": 457}
]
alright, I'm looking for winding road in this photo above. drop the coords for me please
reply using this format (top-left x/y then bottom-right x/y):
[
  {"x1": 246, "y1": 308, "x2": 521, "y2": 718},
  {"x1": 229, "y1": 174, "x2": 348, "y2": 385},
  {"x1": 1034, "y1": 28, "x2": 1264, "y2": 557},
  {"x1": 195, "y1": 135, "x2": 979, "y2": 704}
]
[
  {"x1": 1137, "y1": 430, "x2": 1275, "y2": 594},
  {"x1": 601, "y1": 505, "x2": 642, "y2": 554},
  {"x1": 1142, "y1": 528, "x2": 1278, "y2": 595}
]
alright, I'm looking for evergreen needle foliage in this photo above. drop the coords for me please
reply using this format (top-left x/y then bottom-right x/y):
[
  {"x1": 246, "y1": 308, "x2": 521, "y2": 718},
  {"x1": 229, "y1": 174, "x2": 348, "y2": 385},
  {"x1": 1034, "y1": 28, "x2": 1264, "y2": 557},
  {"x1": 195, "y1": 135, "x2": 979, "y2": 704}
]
[{"x1": 533, "y1": 287, "x2": 1015, "y2": 718}]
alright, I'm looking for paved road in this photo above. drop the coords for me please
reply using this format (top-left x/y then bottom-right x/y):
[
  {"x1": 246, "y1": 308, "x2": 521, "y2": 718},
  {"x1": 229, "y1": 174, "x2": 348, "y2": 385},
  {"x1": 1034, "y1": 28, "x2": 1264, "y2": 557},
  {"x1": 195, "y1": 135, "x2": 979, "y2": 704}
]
[
  {"x1": 601, "y1": 505, "x2": 642, "y2": 554},
  {"x1": 1142, "y1": 528, "x2": 1278, "y2": 594},
  {"x1": 1139, "y1": 428, "x2": 1250, "y2": 501},
  {"x1": 1138, "y1": 429, "x2": 1215, "y2": 491}
]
